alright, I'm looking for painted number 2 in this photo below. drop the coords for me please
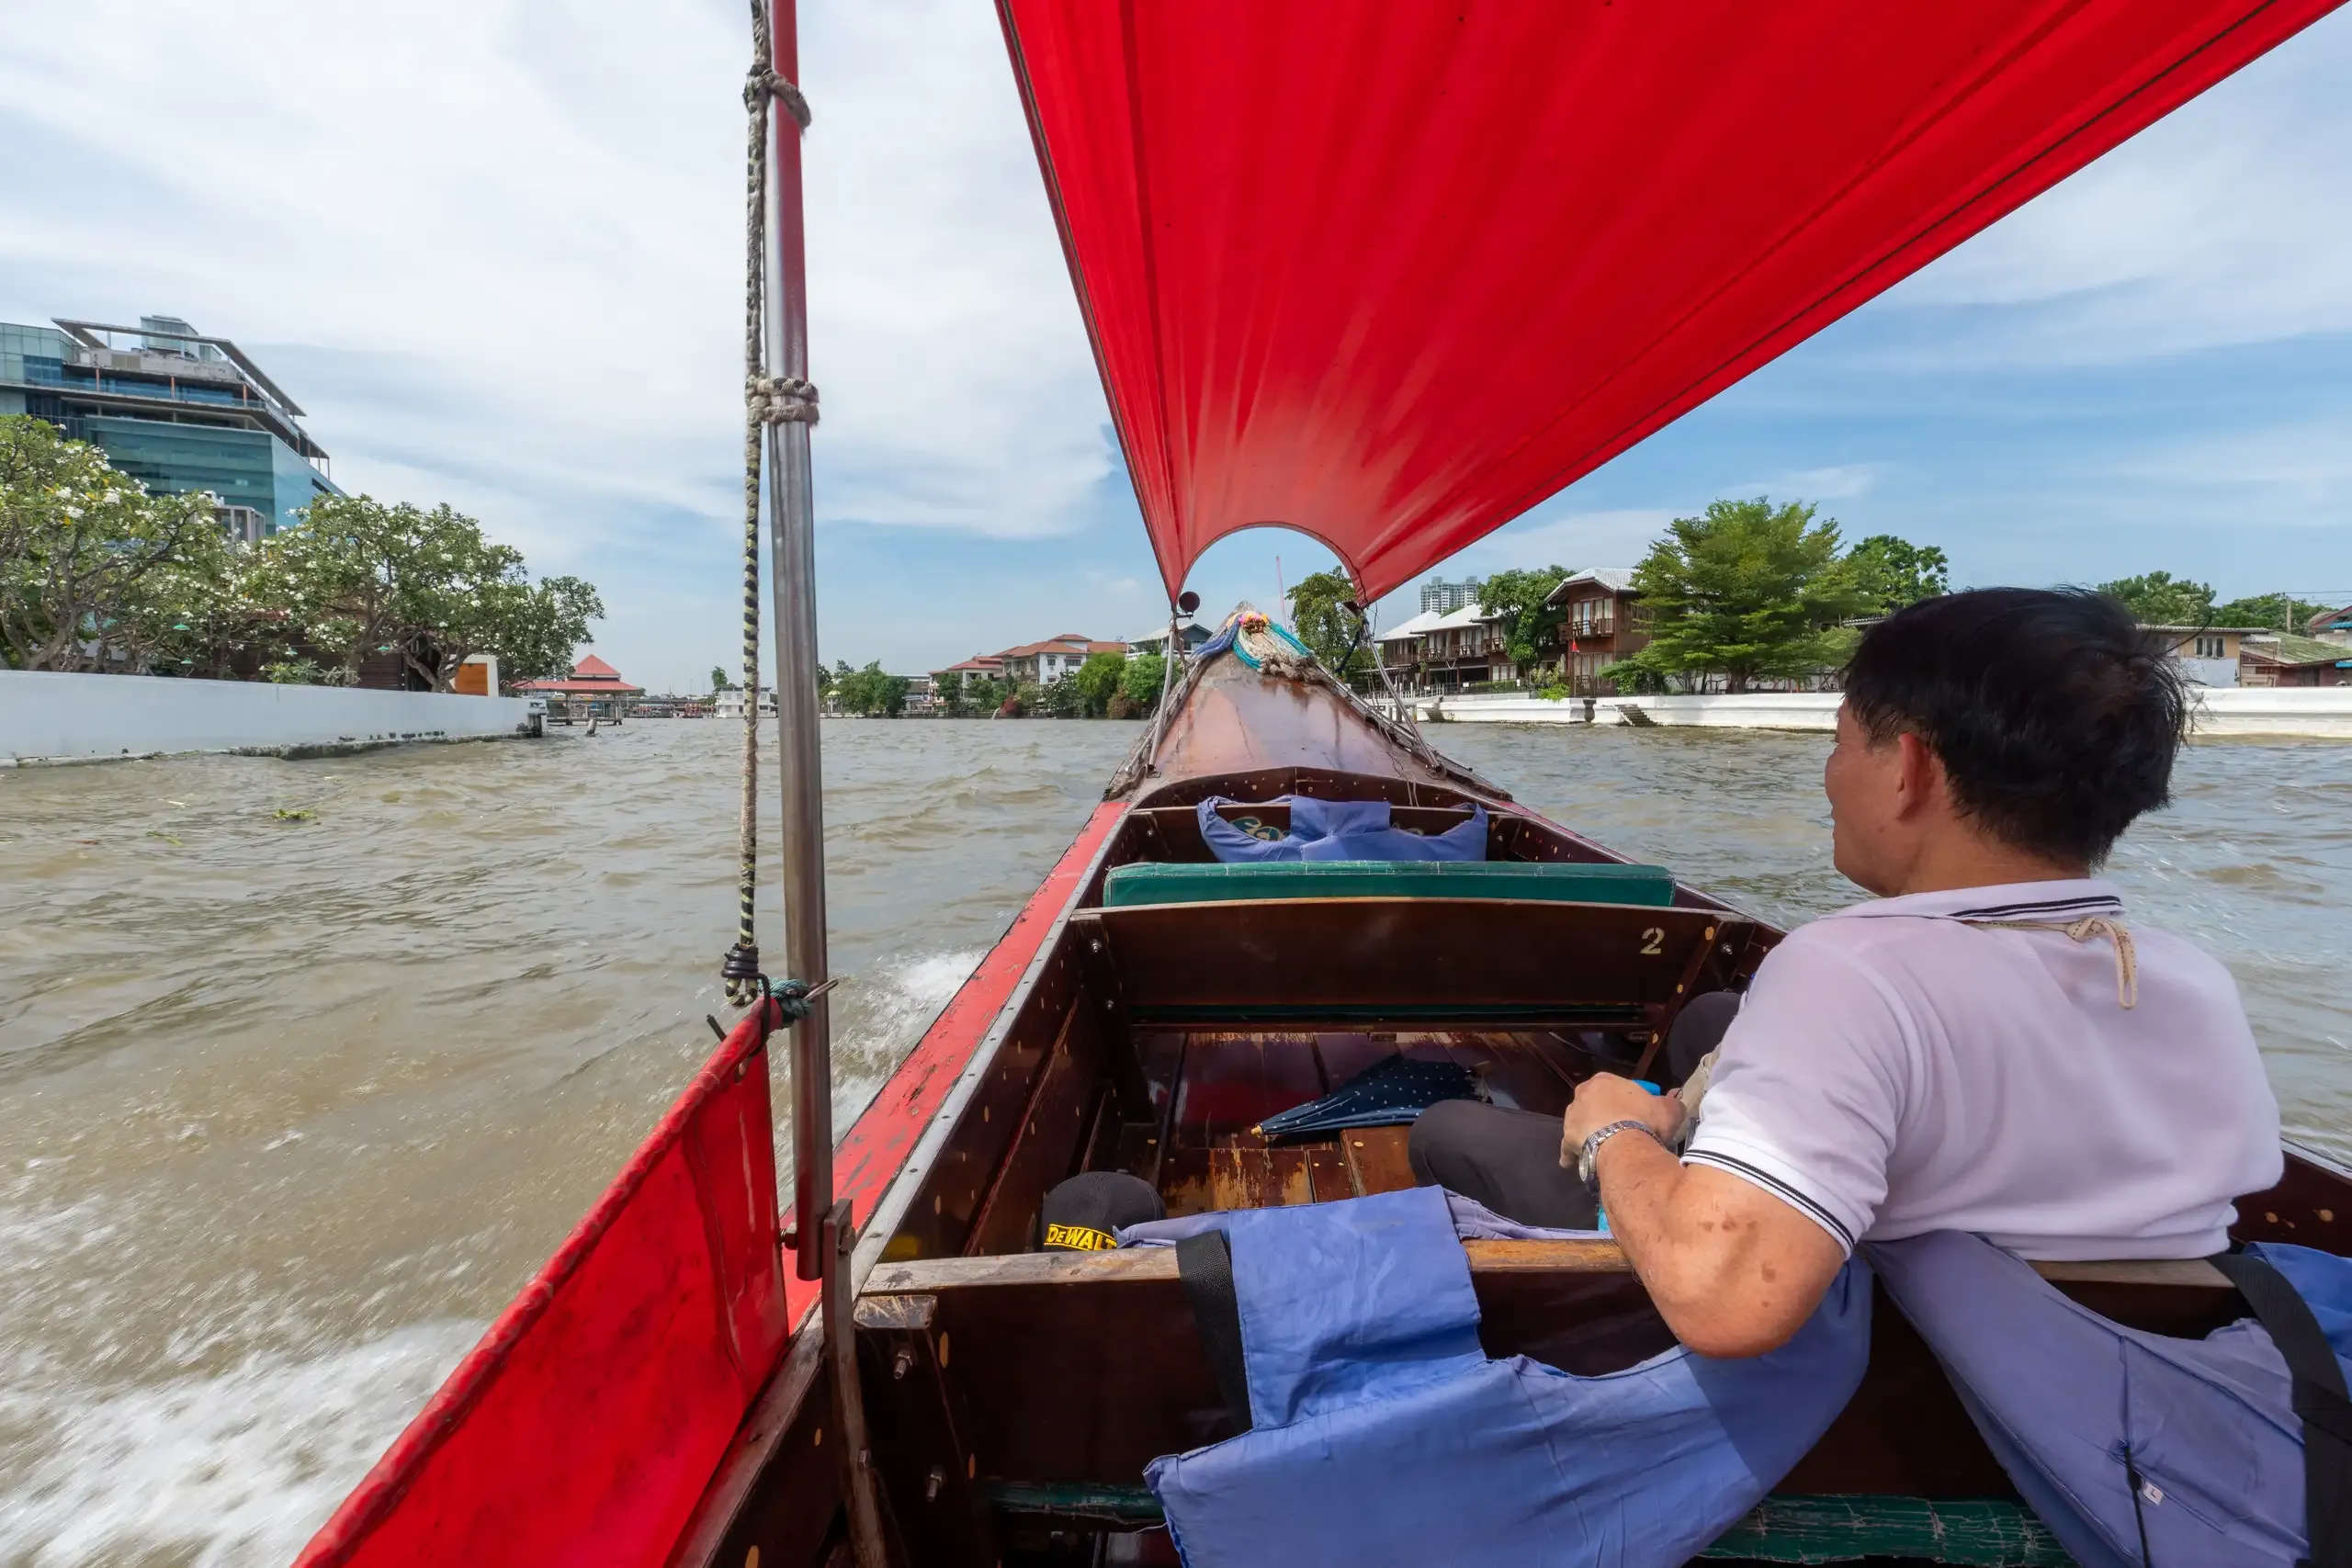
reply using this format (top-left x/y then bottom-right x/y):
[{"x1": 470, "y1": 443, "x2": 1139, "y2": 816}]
[{"x1": 1639, "y1": 928, "x2": 1665, "y2": 955}]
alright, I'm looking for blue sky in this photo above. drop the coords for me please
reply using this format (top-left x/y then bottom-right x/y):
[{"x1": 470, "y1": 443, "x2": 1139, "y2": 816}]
[{"x1": 4, "y1": 1, "x2": 2348, "y2": 692}]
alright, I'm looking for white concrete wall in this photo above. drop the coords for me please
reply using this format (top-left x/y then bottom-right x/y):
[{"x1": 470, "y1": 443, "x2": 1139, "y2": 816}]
[
  {"x1": 1, "y1": 670, "x2": 540, "y2": 764},
  {"x1": 2189, "y1": 686, "x2": 2352, "y2": 739},
  {"x1": 1416, "y1": 687, "x2": 2352, "y2": 739}
]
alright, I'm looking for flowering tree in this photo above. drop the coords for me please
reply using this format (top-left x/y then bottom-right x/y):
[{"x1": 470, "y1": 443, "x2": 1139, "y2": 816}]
[{"x1": 0, "y1": 415, "x2": 228, "y2": 671}]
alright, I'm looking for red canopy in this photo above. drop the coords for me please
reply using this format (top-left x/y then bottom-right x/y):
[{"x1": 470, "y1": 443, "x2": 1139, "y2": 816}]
[{"x1": 998, "y1": 0, "x2": 2342, "y2": 602}]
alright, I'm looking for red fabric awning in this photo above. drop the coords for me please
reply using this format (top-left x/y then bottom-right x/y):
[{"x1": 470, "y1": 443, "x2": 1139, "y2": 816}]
[{"x1": 997, "y1": 0, "x2": 2343, "y2": 602}]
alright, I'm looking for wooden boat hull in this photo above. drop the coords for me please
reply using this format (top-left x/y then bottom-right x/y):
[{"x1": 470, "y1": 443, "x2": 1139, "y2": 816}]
[{"x1": 301, "y1": 649, "x2": 2352, "y2": 1568}]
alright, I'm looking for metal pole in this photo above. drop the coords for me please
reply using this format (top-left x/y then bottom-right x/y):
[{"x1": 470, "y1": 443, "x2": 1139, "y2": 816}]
[
  {"x1": 763, "y1": 0, "x2": 831, "y2": 1286},
  {"x1": 1141, "y1": 607, "x2": 1179, "y2": 773}
]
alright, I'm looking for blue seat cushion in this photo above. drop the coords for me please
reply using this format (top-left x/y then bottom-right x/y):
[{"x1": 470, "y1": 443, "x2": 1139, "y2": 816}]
[{"x1": 1102, "y1": 859, "x2": 1677, "y2": 908}]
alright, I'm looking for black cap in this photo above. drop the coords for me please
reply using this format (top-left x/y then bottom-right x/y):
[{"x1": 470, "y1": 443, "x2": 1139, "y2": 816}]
[{"x1": 1038, "y1": 1171, "x2": 1165, "y2": 1251}]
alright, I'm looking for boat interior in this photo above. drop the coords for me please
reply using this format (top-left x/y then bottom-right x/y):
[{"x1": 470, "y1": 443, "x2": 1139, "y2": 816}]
[{"x1": 689, "y1": 664, "x2": 2346, "y2": 1568}]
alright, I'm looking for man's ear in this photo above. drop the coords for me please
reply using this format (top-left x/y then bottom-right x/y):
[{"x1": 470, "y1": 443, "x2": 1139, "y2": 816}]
[{"x1": 1892, "y1": 730, "x2": 1946, "y2": 818}]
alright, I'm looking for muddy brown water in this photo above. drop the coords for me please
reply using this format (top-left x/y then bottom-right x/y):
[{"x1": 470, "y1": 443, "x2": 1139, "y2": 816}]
[{"x1": 1, "y1": 718, "x2": 2345, "y2": 1565}]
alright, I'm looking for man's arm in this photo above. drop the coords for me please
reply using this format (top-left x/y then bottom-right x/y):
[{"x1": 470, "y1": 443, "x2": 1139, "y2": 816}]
[{"x1": 1564, "y1": 1074, "x2": 1848, "y2": 1359}]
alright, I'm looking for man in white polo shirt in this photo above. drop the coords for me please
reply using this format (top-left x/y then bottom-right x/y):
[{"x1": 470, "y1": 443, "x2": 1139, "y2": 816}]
[{"x1": 1535, "y1": 588, "x2": 2280, "y2": 1356}]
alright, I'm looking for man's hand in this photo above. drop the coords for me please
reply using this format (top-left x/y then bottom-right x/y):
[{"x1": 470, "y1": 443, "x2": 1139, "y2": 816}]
[
  {"x1": 1560, "y1": 1071, "x2": 1687, "y2": 1167},
  {"x1": 1561, "y1": 1073, "x2": 1846, "y2": 1359}
]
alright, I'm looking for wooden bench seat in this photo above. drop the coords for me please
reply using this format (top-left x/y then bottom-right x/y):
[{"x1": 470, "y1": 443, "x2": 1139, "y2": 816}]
[{"x1": 1072, "y1": 897, "x2": 1749, "y2": 1032}]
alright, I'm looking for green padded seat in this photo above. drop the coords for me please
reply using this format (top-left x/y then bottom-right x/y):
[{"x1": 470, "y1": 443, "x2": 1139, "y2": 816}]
[{"x1": 1102, "y1": 859, "x2": 1676, "y2": 908}]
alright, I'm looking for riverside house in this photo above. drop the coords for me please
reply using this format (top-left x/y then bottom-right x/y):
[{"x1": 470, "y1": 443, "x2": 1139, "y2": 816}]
[
  {"x1": 1376, "y1": 603, "x2": 1509, "y2": 691},
  {"x1": 1537, "y1": 569, "x2": 1648, "y2": 693},
  {"x1": 2143, "y1": 625, "x2": 2266, "y2": 687},
  {"x1": 2242, "y1": 634, "x2": 2352, "y2": 688},
  {"x1": 997, "y1": 634, "x2": 1128, "y2": 684}
]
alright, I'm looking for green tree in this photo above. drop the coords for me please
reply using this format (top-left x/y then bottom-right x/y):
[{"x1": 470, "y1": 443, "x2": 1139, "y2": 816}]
[
  {"x1": 1070, "y1": 649, "x2": 1128, "y2": 716},
  {"x1": 0, "y1": 414, "x2": 230, "y2": 671},
  {"x1": 1037, "y1": 672, "x2": 1084, "y2": 717},
  {"x1": 1620, "y1": 497, "x2": 1872, "y2": 694},
  {"x1": 256, "y1": 495, "x2": 601, "y2": 690},
  {"x1": 1476, "y1": 566, "x2": 1572, "y2": 673},
  {"x1": 832, "y1": 660, "x2": 908, "y2": 716},
  {"x1": 1846, "y1": 535, "x2": 1951, "y2": 615},
  {"x1": 1120, "y1": 651, "x2": 1169, "y2": 712},
  {"x1": 478, "y1": 575, "x2": 603, "y2": 686},
  {"x1": 2213, "y1": 592, "x2": 2332, "y2": 633},
  {"x1": 2096, "y1": 570, "x2": 2214, "y2": 626},
  {"x1": 710, "y1": 665, "x2": 732, "y2": 692},
  {"x1": 1284, "y1": 570, "x2": 1372, "y2": 678}
]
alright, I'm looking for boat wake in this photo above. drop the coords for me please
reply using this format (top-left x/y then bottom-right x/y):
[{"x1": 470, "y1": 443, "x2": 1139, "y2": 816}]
[{"x1": 0, "y1": 1319, "x2": 479, "y2": 1568}]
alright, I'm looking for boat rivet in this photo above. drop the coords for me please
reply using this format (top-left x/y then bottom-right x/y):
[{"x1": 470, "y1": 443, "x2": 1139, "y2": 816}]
[
  {"x1": 2267, "y1": 1212, "x2": 2280, "y2": 1224},
  {"x1": 939, "y1": 1332, "x2": 951, "y2": 1367},
  {"x1": 925, "y1": 1465, "x2": 944, "y2": 1503},
  {"x1": 982, "y1": 1107, "x2": 989, "y2": 1123},
  {"x1": 1703, "y1": 927, "x2": 1715, "y2": 942},
  {"x1": 1353, "y1": 1140, "x2": 1365, "y2": 1148},
  {"x1": 892, "y1": 1348, "x2": 912, "y2": 1381},
  {"x1": 813, "y1": 1427, "x2": 823, "y2": 1447},
  {"x1": 2324, "y1": 1210, "x2": 2336, "y2": 1223},
  {"x1": 967, "y1": 1452, "x2": 976, "y2": 1479},
  {"x1": 933, "y1": 1195, "x2": 942, "y2": 1214},
  {"x1": 746, "y1": 1548, "x2": 760, "y2": 1568}
]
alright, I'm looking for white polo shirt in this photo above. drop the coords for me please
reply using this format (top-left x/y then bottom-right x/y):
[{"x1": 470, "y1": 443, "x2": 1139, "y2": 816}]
[{"x1": 1682, "y1": 879, "x2": 2283, "y2": 1260}]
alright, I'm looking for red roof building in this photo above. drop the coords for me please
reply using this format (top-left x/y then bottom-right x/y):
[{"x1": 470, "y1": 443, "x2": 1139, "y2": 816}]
[
  {"x1": 515, "y1": 654, "x2": 644, "y2": 694},
  {"x1": 515, "y1": 656, "x2": 644, "y2": 724}
]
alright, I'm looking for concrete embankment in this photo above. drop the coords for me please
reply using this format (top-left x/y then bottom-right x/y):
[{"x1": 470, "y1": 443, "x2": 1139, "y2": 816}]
[
  {"x1": 0, "y1": 670, "x2": 541, "y2": 764},
  {"x1": 1412, "y1": 688, "x2": 2352, "y2": 739}
]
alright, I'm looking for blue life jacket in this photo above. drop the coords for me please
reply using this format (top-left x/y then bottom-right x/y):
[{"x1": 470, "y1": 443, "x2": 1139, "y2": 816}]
[
  {"x1": 1196, "y1": 795, "x2": 1487, "y2": 863},
  {"x1": 1136, "y1": 1188, "x2": 1871, "y2": 1567},
  {"x1": 1869, "y1": 1230, "x2": 2352, "y2": 1568}
]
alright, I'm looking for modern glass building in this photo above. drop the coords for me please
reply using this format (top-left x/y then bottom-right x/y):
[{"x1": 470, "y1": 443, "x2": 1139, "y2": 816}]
[{"x1": 0, "y1": 315, "x2": 340, "y2": 538}]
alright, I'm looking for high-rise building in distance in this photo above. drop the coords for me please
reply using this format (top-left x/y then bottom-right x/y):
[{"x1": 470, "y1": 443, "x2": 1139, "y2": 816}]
[
  {"x1": 1419, "y1": 575, "x2": 1484, "y2": 615},
  {"x1": 0, "y1": 315, "x2": 341, "y2": 539}
]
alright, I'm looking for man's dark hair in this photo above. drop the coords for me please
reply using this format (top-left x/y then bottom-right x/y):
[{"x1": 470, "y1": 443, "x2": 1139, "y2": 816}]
[{"x1": 1843, "y1": 588, "x2": 2186, "y2": 867}]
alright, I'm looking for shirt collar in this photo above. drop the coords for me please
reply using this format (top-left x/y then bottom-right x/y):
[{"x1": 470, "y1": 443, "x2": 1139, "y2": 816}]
[{"x1": 1820, "y1": 878, "x2": 2124, "y2": 922}]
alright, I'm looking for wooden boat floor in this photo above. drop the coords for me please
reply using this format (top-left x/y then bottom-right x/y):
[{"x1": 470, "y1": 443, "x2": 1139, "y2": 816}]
[{"x1": 1096, "y1": 1028, "x2": 1587, "y2": 1217}]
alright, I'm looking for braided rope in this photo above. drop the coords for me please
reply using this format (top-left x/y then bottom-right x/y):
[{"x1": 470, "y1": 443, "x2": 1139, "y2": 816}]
[{"x1": 727, "y1": 0, "x2": 816, "y2": 1003}]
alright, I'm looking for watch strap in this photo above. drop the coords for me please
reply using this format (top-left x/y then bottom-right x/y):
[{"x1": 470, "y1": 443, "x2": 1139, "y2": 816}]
[{"x1": 1578, "y1": 1119, "x2": 1666, "y2": 1187}]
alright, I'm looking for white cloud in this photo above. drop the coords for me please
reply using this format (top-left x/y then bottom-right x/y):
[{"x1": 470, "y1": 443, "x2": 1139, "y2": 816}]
[
  {"x1": 1877, "y1": 7, "x2": 2352, "y2": 363},
  {"x1": 1458, "y1": 508, "x2": 1678, "y2": 572},
  {"x1": 1728, "y1": 465, "x2": 1885, "y2": 502},
  {"x1": 0, "y1": 0, "x2": 1113, "y2": 569},
  {"x1": 2107, "y1": 413, "x2": 2352, "y2": 528}
]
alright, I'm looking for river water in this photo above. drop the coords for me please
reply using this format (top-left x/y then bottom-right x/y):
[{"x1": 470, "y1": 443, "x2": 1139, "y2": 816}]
[{"x1": 1, "y1": 718, "x2": 2346, "y2": 1565}]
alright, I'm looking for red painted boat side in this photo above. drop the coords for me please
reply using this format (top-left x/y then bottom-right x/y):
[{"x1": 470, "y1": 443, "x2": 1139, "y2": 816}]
[{"x1": 295, "y1": 1001, "x2": 790, "y2": 1568}]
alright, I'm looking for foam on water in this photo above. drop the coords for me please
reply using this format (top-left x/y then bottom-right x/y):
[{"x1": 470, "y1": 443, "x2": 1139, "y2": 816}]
[{"x1": 0, "y1": 1319, "x2": 479, "y2": 1568}]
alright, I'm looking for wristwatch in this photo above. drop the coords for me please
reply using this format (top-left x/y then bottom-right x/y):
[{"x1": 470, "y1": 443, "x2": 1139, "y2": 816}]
[{"x1": 1577, "y1": 1119, "x2": 1666, "y2": 1189}]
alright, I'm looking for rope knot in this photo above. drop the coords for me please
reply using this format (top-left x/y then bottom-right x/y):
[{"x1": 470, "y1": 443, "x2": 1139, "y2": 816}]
[
  {"x1": 722, "y1": 940, "x2": 764, "y2": 1005},
  {"x1": 744, "y1": 65, "x2": 811, "y2": 129},
  {"x1": 749, "y1": 374, "x2": 820, "y2": 425}
]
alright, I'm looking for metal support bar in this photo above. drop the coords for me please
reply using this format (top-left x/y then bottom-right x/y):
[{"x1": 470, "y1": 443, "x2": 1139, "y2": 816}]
[
  {"x1": 1141, "y1": 606, "x2": 1180, "y2": 774},
  {"x1": 825, "y1": 1200, "x2": 891, "y2": 1566},
  {"x1": 759, "y1": 9, "x2": 888, "y2": 1562},
  {"x1": 763, "y1": 0, "x2": 831, "y2": 1287}
]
